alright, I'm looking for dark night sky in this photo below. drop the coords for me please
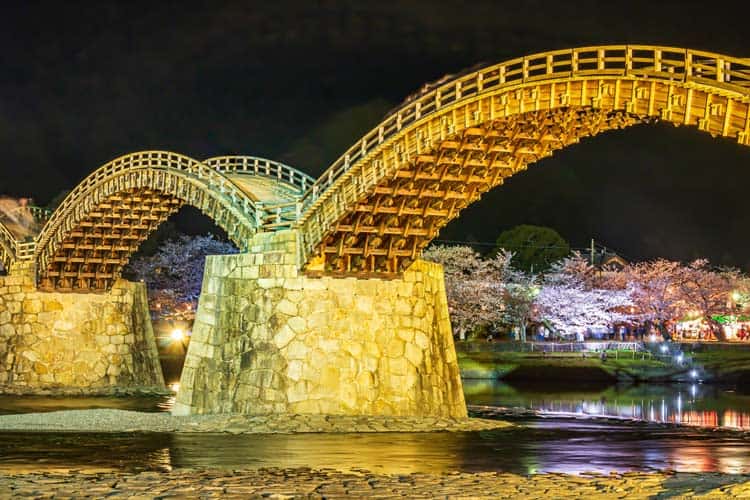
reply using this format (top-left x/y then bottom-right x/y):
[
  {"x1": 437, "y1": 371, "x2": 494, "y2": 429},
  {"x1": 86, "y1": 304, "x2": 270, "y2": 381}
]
[{"x1": 2, "y1": 1, "x2": 750, "y2": 267}]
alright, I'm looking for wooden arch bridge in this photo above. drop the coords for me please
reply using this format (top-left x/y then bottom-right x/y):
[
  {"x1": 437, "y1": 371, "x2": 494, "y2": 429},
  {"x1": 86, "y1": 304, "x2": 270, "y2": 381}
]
[{"x1": 3, "y1": 45, "x2": 750, "y2": 291}]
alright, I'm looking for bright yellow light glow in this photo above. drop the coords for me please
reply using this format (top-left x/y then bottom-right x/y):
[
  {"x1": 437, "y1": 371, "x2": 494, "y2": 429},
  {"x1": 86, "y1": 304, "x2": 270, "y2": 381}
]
[
  {"x1": 171, "y1": 328, "x2": 184, "y2": 341},
  {"x1": 169, "y1": 382, "x2": 180, "y2": 392},
  {"x1": 732, "y1": 291, "x2": 742, "y2": 302}
]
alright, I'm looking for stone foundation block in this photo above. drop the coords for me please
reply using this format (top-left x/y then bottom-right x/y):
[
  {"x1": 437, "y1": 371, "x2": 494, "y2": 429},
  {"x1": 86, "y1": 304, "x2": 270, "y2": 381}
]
[
  {"x1": 174, "y1": 229, "x2": 466, "y2": 418},
  {"x1": 0, "y1": 264, "x2": 164, "y2": 391}
]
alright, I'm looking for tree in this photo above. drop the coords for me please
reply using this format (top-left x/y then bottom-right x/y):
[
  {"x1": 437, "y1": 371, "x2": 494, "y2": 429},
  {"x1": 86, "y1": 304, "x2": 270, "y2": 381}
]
[
  {"x1": 494, "y1": 225, "x2": 570, "y2": 273},
  {"x1": 421, "y1": 245, "x2": 508, "y2": 339},
  {"x1": 536, "y1": 284, "x2": 632, "y2": 339},
  {"x1": 45, "y1": 189, "x2": 71, "y2": 211},
  {"x1": 501, "y1": 266, "x2": 539, "y2": 342},
  {"x1": 0, "y1": 197, "x2": 39, "y2": 239},
  {"x1": 625, "y1": 259, "x2": 689, "y2": 340},
  {"x1": 678, "y1": 259, "x2": 740, "y2": 341},
  {"x1": 539, "y1": 255, "x2": 627, "y2": 338},
  {"x1": 123, "y1": 234, "x2": 237, "y2": 318}
]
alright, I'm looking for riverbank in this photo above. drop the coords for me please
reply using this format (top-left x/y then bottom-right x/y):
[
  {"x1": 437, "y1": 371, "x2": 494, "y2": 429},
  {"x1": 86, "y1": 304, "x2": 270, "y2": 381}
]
[
  {"x1": 457, "y1": 342, "x2": 750, "y2": 383},
  {"x1": 0, "y1": 385, "x2": 172, "y2": 397},
  {"x1": 0, "y1": 409, "x2": 511, "y2": 434},
  {"x1": 2, "y1": 467, "x2": 749, "y2": 498}
]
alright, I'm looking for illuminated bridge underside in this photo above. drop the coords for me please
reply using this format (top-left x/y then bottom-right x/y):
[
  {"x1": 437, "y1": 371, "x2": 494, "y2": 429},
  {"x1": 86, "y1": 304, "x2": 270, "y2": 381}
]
[
  {"x1": 314, "y1": 107, "x2": 641, "y2": 274},
  {"x1": 34, "y1": 152, "x2": 310, "y2": 291},
  {"x1": 300, "y1": 56, "x2": 750, "y2": 274},
  {"x1": 4, "y1": 45, "x2": 750, "y2": 288}
]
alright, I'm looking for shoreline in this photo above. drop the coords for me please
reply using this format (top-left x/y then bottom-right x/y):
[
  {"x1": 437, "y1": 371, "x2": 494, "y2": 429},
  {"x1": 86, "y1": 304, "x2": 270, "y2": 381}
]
[
  {"x1": 0, "y1": 408, "x2": 511, "y2": 434},
  {"x1": 456, "y1": 345, "x2": 750, "y2": 383},
  {"x1": 467, "y1": 404, "x2": 750, "y2": 437},
  {"x1": 1, "y1": 467, "x2": 749, "y2": 498}
]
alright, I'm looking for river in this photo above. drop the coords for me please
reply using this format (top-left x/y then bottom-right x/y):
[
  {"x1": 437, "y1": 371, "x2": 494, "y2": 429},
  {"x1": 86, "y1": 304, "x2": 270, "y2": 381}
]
[{"x1": 1, "y1": 381, "x2": 749, "y2": 475}]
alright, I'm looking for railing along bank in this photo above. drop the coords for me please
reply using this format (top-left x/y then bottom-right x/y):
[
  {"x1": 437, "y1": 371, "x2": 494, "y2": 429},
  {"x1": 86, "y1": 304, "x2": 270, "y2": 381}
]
[
  {"x1": 458, "y1": 341, "x2": 646, "y2": 353},
  {"x1": 297, "y1": 45, "x2": 750, "y2": 220}
]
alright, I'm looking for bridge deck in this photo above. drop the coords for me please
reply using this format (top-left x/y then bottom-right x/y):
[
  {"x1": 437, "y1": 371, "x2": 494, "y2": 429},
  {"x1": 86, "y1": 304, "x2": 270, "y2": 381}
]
[{"x1": 226, "y1": 173, "x2": 302, "y2": 204}]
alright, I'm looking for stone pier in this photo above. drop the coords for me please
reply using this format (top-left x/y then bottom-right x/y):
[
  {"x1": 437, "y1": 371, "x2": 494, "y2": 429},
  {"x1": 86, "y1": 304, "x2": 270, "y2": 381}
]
[
  {"x1": 174, "y1": 230, "x2": 466, "y2": 418},
  {"x1": 0, "y1": 262, "x2": 164, "y2": 391}
]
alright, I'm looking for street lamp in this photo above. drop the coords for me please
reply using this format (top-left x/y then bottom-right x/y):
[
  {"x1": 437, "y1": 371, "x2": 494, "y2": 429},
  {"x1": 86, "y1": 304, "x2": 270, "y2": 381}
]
[{"x1": 171, "y1": 328, "x2": 185, "y2": 341}]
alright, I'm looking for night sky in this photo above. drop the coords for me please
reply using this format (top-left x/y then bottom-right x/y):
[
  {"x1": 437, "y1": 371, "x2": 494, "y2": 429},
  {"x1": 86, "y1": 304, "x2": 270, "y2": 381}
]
[{"x1": 2, "y1": 1, "x2": 750, "y2": 268}]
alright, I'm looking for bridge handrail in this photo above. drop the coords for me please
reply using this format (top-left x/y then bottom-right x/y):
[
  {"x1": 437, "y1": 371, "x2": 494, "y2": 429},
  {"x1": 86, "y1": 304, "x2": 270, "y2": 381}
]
[
  {"x1": 297, "y1": 45, "x2": 750, "y2": 222},
  {"x1": 203, "y1": 155, "x2": 315, "y2": 193},
  {"x1": 0, "y1": 218, "x2": 37, "y2": 264},
  {"x1": 29, "y1": 206, "x2": 52, "y2": 222},
  {"x1": 35, "y1": 151, "x2": 264, "y2": 259}
]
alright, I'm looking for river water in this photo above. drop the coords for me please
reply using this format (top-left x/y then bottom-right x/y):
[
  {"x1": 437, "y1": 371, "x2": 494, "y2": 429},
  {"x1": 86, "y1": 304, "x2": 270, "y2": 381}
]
[{"x1": 1, "y1": 381, "x2": 750, "y2": 475}]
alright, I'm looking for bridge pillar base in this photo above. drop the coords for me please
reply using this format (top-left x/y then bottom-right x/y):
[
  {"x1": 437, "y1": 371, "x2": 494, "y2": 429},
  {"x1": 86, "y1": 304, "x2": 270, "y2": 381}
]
[
  {"x1": 174, "y1": 230, "x2": 466, "y2": 418},
  {"x1": 0, "y1": 263, "x2": 164, "y2": 392}
]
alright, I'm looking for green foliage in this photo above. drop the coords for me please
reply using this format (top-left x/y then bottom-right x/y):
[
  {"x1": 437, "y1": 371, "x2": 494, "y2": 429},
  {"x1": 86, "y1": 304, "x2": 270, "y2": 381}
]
[
  {"x1": 281, "y1": 98, "x2": 394, "y2": 175},
  {"x1": 45, "y1": 189, "x2": 71, "y2": 211},
  {"x1": 494, "y1": 225, "x2": 570, "y2": 272}
]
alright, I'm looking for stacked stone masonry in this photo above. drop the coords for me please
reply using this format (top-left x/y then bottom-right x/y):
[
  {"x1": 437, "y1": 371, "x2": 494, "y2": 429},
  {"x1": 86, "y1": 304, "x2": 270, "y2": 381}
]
[
  {"x1": 174, "y1": 229, "x2": 467, "y2": 418},
  {"x1": 0, "y1": 262, "x2": 163, "y2": 391}
]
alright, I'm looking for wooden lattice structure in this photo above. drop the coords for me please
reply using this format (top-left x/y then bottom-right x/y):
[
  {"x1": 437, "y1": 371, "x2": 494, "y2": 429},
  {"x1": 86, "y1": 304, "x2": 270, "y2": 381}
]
[
  {"x1": 32, "y1": 152, "x2": 308, "y2": 291},
  {"x1": 3, "y1": 45, "x2": 750, "y2": 288},
  {"x1": 297, "y1": 45, "x2": 750, "y2": 274}
]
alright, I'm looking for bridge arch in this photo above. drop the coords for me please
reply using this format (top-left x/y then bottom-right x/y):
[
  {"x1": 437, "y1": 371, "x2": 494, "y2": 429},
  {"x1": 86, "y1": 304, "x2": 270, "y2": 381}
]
[
  {"x1": 297, "y1": 45, "x2": 750, "y2": 274},
  {"x1": 34, "y1": 151, "x2": 302, "y2": 291}
]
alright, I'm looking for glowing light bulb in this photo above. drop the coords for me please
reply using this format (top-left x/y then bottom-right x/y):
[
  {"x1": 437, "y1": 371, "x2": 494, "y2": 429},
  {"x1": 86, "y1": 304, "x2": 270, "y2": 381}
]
[
  {"x1": 660, "y1": 345, "x2": 668, "y2": 353},
  {"x1": 676, "y1": 354, "x2": 684, "y2": 363},
  {"x1": 171, "y1": 329, "x2": 184, "y2": 341},
  {"x1": 690, "y1": 369, "x2": 698, "y2": 379},
  {"x1": 169, "y1": 382, "x2": 180, "y2": 392}
]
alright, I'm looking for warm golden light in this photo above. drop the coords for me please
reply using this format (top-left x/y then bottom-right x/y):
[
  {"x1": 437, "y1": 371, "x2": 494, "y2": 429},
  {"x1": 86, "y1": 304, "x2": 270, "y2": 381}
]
[{"x1": 170, "y1": 328, "x2": 184, "y2": 341}]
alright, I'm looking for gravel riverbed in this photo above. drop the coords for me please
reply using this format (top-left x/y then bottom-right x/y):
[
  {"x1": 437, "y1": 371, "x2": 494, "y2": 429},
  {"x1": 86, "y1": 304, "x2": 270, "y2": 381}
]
[
  {"x1": 0, "y1": 409, "x2": 511, "y2": 433},
  {"x1": 2, "y1": 468, "x2": 750, "y2": 498}
]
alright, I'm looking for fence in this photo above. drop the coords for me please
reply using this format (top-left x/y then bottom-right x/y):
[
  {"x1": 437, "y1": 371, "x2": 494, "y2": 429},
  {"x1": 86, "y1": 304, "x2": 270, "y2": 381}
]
[{"x1": 459, "y1": 341, "x2": 646, "y2": 353}]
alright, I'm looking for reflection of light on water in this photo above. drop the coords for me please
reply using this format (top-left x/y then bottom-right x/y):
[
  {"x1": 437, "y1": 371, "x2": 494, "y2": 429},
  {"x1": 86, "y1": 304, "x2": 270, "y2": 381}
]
[
  {"x1": 719, "y1": 454, "x2": 747, "y2": 474},
  {"x1": 470, "y1": 380, "x2": 750, "y2": 431},
  {"x1": 723, "y1": 410, "x2": 750, "y2": 429},
  {"x1": 673, "y1": 446, "x2": 717, "y2": 473},
  {"x1": 681, "y1": 410, "x2": 719, "y2": 427},
  {"x1": 169, "y1": 432, "x2": 467, "y2": 474},
  {"x1": 145, "y1": 447, "x2": 173, "y2": 472}
]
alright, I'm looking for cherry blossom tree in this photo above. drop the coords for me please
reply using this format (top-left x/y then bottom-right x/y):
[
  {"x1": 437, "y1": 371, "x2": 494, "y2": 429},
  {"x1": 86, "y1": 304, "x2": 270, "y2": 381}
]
[
  {"x1": 678, "y1": 259, "x2": 740, "y2": 340},
  {"x1": 537, "y1": 255, "x2": 633, "y2": 339},
  {"x1": 422, "y1": 245, "x2": 509, "y2": 339},
  {"x1": 623, "y1": 259, "x2": 690, "y2": 339},
  {"x1": 124, "y1": 234, "x2": 237, "y2": 318},
  {"x1": 500, "y1": 266, "x2": 540, "y2": 342},
  {"x1": 536, "y1": 284, "x2": 632, "y2": 339},
  {"x1": 0, "y1": 197, "x2": 39, "y2": 239}
]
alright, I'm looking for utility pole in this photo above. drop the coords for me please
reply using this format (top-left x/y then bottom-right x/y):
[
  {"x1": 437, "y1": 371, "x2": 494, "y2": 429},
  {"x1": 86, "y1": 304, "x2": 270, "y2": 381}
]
[{"x1": 590, "y1": 238, "x2": 595, "y2": 265}]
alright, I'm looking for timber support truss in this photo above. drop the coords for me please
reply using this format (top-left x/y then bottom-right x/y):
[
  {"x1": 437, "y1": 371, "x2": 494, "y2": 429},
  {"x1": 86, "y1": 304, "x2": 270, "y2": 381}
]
[{"x1": 3, "y1": 45, "x2": 750, "y2": 289}]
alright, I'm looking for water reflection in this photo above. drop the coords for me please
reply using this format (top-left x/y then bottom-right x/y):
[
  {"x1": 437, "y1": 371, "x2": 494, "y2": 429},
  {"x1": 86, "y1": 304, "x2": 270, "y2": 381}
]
[
  {"x1": 521, "y1": 419, "x2": 750, "y2": 474},
  {"x1": 1, "y1": 382, "x2": 750, "y2": 475},
  {"x1": 2, "y1": 421, "x2": 750, "y2": 475},
  {"x1": 464, "y1": 380, "x2": 750, "y2": 430},
  {"x1": 0, "y1": 395, "x2": 174, "y2": 416}
]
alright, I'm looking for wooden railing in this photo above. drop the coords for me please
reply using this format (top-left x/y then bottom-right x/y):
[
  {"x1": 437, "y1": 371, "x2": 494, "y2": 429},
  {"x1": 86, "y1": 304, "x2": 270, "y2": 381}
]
[
  {"x1": 203, "y1": 155, "x2": 315, "y2": 192},
  {"x1": 0, "y1": 220, "x2": 36, "y2": 269},
  {"x1": 34, "y1": 151, "x2": 266, "y2": 271},
  {"x1": 298, "y1": 45, "x2": 750, "y2": 221},
  {"x1": 29, "y1": 206, "x2": 52, "y2": 222},
  {"x1": 257, "y1": 200, "x2": 301, "y2": 230},
  {"x1": 6, "y1": 46, "x2": 750, "y2": 273},
  {"x1": 38, "y1": 151, "x2": 260, "y2": 239}
]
